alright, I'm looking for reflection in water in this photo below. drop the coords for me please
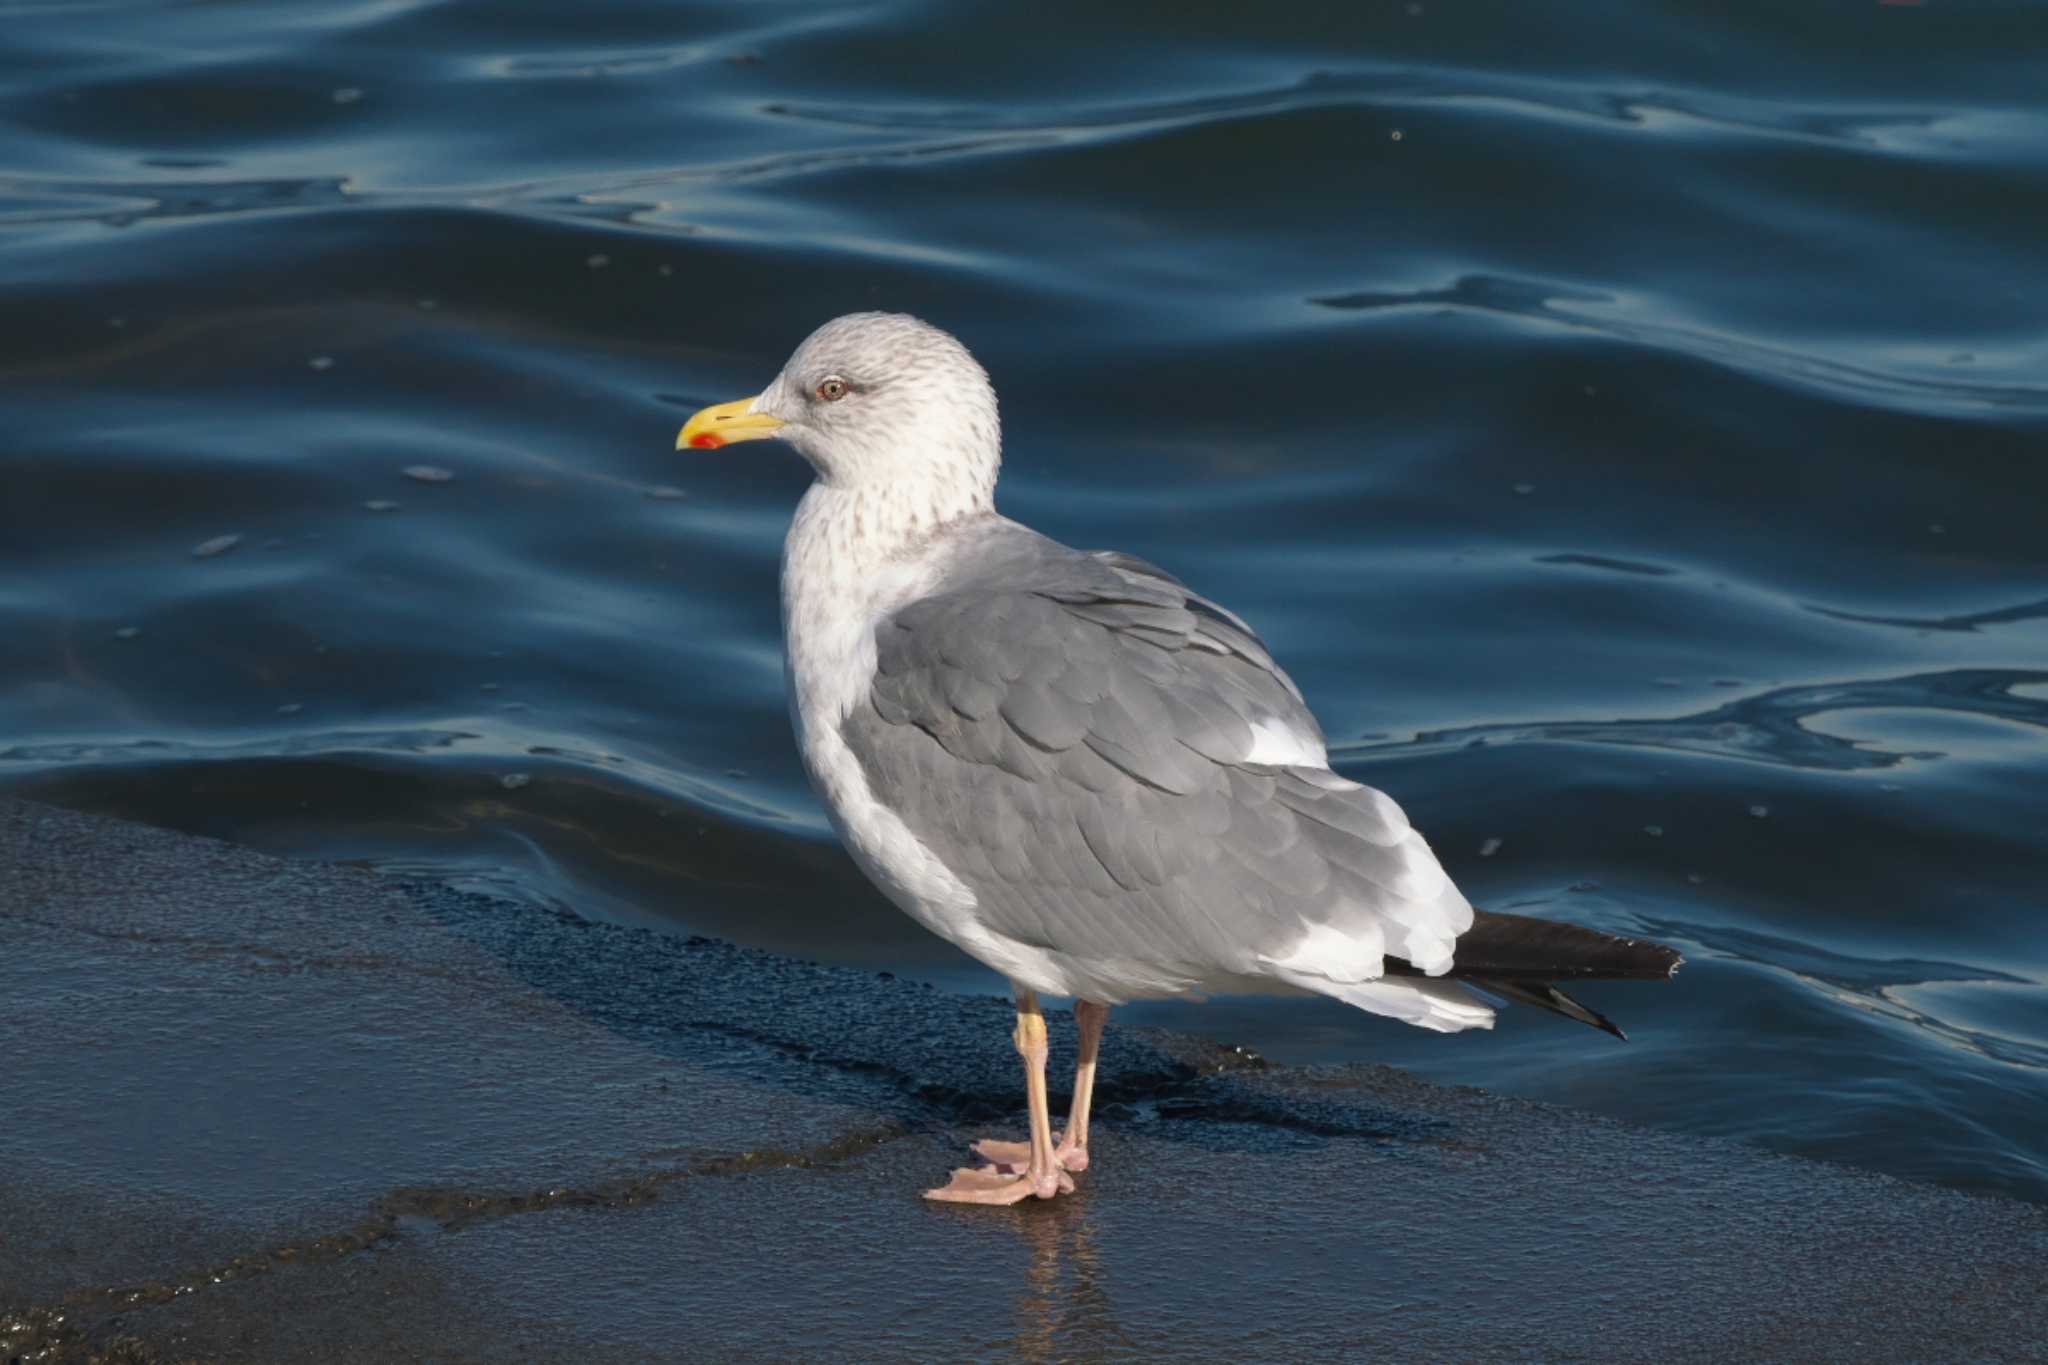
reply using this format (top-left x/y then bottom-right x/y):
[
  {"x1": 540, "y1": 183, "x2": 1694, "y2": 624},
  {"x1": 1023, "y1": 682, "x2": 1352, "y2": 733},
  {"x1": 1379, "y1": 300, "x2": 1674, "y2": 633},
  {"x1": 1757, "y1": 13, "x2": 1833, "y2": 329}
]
[{"x1": 1005, "y1": 1195, "x2": 1136, "y2": 1361}]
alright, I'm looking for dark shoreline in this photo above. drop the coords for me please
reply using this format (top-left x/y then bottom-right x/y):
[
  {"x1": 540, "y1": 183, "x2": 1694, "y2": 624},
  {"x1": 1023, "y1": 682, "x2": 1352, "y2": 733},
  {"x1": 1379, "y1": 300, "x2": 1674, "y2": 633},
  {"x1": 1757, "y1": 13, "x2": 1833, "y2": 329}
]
[{"x1": 4, "y1": 798, "x2": 2044, "y2": 1363}]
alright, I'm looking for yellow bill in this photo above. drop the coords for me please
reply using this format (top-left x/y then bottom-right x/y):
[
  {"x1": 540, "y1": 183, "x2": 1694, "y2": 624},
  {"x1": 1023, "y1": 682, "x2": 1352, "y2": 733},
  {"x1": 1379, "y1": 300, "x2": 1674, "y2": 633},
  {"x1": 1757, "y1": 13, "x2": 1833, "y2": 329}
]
[{"x1": 677, "y1": 396, "x2": 785, "y2": 450}]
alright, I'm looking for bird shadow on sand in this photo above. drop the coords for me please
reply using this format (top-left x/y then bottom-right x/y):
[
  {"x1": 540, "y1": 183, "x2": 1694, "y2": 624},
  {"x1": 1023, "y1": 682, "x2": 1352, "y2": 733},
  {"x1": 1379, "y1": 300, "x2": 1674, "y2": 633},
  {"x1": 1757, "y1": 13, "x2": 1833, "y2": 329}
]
[{"x1": 397, "y1": 875, "x2": 1449, "y2": 1166}]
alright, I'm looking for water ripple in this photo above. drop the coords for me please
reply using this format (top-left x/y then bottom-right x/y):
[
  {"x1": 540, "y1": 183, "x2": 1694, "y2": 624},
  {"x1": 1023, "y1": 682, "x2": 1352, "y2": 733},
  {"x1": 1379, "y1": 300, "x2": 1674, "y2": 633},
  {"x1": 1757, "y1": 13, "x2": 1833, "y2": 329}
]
[
  {"x1": 1536, "y1": 553, "x2": 1678, "y2": 578},
  {"x1": 769, "y1": 67, "x2": 2048, "y2": 163},
  {"x1": 0, "y1": 173, "x2": 354, "y2": 228},
  {"x1": 1310, "y1": 274, "x2": 2048, "y2": 415},
  {"x1": 1660, "y1": 919, "x2": 2045, "y2": 1071},
  {"x1": 0, "y1": 729, "x2": 801, "y2": 827},
  {"x1": 1336, "y1": 669, "x2": 2048, "y2": 772},
  {"x1": 1805, "y1": 596, "x2": 2048, "y2": 634}
]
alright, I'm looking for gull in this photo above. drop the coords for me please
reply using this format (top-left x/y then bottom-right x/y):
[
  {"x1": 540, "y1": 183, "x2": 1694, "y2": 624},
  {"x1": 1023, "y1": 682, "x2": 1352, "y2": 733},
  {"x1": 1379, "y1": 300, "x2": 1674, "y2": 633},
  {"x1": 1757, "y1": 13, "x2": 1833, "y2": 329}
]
[{"x1": 678, "y1": 313, "x2": 1680, "y2": 1204}]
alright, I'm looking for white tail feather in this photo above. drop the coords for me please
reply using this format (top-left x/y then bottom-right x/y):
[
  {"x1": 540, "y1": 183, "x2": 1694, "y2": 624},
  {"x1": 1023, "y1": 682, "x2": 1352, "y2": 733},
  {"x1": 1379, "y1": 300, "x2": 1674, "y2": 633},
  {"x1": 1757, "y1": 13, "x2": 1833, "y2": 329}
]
[{"x1": 1281, "y1": 972, "x2": 1497, "y2": 1034}]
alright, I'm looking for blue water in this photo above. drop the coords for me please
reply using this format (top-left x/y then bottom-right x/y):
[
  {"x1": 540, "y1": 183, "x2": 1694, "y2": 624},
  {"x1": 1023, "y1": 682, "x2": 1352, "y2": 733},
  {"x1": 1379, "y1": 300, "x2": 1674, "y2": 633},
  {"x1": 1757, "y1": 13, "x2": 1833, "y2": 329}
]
[{"x1": 2, "y1": 0, "x2": 2044, "y2": 1204}]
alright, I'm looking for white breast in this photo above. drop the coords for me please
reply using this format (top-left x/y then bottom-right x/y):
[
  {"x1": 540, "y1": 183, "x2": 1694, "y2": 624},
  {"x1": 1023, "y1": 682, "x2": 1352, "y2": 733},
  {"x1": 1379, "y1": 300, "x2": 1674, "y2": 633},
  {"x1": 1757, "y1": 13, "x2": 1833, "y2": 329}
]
[{"x1": 780, "y1": 485, "x2": 982, "y2": 932}]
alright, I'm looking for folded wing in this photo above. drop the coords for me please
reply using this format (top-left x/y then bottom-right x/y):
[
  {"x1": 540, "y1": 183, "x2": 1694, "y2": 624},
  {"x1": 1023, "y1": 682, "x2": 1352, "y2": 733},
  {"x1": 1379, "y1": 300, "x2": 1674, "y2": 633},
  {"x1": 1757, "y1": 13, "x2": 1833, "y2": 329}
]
[{"x1": 840, "y1": 520, "x2": 1480, "y2": 1020}]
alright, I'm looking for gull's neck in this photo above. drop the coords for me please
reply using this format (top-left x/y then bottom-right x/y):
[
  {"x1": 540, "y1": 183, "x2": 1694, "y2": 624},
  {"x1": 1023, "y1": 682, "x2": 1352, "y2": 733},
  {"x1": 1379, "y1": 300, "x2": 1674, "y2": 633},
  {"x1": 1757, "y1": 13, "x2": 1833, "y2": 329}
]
[{"x1": 781, "y1": 473, "x2": 996, "y2": 730}]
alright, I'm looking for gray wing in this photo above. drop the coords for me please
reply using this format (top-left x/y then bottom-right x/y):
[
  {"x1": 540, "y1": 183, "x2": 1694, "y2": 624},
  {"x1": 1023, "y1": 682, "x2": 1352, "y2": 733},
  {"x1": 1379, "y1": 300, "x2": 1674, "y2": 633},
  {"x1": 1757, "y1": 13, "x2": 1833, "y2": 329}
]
[{"x1": 840, "y1": 520, "x2": 1471, "y2": 1001}]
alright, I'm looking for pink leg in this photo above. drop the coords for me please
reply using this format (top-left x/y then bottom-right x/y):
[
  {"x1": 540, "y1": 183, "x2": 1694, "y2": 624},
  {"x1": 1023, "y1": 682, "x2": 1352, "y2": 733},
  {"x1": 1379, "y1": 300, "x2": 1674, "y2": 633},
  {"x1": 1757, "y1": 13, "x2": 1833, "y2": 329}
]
[
  {"x1": 974, "y1": 999, "x2": 1110, "y2": 1174},
  {"x1": 1058, "y1": 999, "x2": 1109, "y2": 1170},
  {"x1": 926, "y1": 988, "x2": 1075, "y2": 1204}
]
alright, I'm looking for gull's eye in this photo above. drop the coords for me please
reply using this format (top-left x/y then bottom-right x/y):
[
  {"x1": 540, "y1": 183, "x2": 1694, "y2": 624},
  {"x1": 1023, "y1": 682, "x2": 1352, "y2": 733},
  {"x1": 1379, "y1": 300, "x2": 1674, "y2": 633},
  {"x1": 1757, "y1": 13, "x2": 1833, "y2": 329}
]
[{"x1": 816, "y1": 376, "x2": 849, "y2": 402}]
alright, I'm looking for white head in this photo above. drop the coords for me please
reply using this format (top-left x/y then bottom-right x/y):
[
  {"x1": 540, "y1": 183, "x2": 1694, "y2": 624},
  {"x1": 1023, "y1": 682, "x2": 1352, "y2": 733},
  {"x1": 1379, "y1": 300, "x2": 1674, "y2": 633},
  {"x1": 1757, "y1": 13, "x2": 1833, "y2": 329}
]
[{"x1": 678, "y1": 313, "x2": 1002, "y2": 514}]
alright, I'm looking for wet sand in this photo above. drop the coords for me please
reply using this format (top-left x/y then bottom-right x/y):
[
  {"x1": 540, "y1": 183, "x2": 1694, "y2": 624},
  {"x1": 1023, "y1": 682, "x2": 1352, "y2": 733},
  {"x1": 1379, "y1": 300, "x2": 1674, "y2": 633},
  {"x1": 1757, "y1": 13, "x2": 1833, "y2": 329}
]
[{"x1": 3, "y1": 798, "x2": 2044, "y2": 1363}]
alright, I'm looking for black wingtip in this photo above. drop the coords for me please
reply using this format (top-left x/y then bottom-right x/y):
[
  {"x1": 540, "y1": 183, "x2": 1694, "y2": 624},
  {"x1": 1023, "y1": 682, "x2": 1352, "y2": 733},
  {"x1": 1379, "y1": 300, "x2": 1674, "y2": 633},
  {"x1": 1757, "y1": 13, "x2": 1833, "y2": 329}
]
[
  {"x1": 1382, "y1": 909, "x2": 1682, "y2": 1038},
  {"x1": 1451, "y1": 909, "x2": 1685, "y2": 982},
  {"x1": 1474, "y1": 977, "x2": 1632, "y2": 1040}
]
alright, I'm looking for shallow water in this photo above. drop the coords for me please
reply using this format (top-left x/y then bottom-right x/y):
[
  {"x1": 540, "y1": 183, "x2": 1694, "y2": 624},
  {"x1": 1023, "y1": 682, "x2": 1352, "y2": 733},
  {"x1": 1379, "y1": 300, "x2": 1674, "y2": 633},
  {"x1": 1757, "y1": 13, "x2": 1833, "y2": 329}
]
[{"x1": 2, "y1": 0, "x2": 2044, "y2": 1203}]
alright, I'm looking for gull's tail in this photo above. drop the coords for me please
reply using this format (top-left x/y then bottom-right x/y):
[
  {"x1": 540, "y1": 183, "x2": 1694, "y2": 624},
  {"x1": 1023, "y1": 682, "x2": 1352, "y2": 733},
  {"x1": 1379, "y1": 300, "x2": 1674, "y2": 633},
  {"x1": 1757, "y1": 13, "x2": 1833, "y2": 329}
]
[{"x1": 1387, "y1": 908, "x2": 1683, "y2": 1041}]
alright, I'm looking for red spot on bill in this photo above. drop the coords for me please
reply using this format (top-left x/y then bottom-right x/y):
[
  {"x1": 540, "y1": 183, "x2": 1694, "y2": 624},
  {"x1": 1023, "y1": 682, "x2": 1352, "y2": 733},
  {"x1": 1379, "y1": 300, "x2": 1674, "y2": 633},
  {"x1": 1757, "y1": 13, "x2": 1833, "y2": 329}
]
[{"x1": 690, "y1": 432, "x2": 727, "y2": 449}]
